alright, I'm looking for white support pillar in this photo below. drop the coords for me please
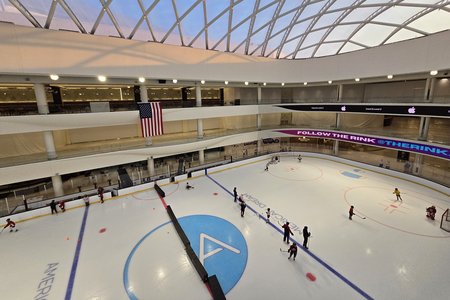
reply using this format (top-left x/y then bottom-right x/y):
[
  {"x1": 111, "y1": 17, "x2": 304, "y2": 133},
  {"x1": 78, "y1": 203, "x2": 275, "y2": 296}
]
[
  {"x1": 51, "y1": 174, "x2": 64, "y2": 197},
  {"x1": 333, "y1": 140, "x2": 339, "y2": 155},
  {"x1": 196, "y1": 84, "x2": 204, "y2": 139},
  {"x1": 199, "y1": 149, "x2": 205, "y2": 165},
  {"x1": 257, "y1": 139, "x2": 262, "y2": 155},
  {"x1": 257, "y1": 86, "x2": 262, "y2": 130},
  {"x1": 423, "y1": 78, "x2": 431, "y2": 100},
  {"x1": 428, "y1": 77, "x2": 436, "y2": 102},
  {"x1": 337, "y1": 84, "x2": 343, "y2": 102},
  {"x1": 34, "y1": 83, "x2": 49, "y2": 114},
  {"x1": 140, "y1": 85, "x2": 148, "y2": 102},
  {"x1": 412, "y1": 154, "x2": 423, "y2": 176},
  {"x1": 147, "y1": 157, "x2": 155, "y2": 177},
  {"x1": 35, "y1": 83, "x2": 57, "y2": 159},
  {"x1": 419, "y1": 117, "x2": 431, "y2": 141},
  {"x1": 335, "y1": 113, "x2": 341, "y2": 129},
  {"x1": 43, "y1": 131, "x2": 57, "y2": 159}
]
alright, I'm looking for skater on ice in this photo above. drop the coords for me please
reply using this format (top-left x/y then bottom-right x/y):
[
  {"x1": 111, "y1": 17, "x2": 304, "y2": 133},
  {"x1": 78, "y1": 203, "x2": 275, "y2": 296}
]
[
  {"x1": 186, "y1": 182, "x2": 194, "y2": 190},
  {"x1": 49, "y1": 200, "x2": 58, "y2": 214},
  {"x1": 2, "y1": 218, "x2": 18, "y2": 233},
  {"x1": 266, "y1": 208, "x2": 271, "y2": 223},
  {"x1": 393, "y1": 188, "x2": 403, "y2": 201},
  {"x1": 426, "y1": 206, "x2": 437, "y2": 220},
  {"x1": 282, "y1": 221, "x2": 294, "y2": 243},
  {"x1": 240, "y1": 200, "x2": 247, "y2": 217},
  {"x1": 303, "y1": 226, "x2": 311, "y2": 249},
  {"x1": 349, "y1": 205, "x2": 355, "y2": 220},
  {"x1": 288, "y1": 243, "x2": 298, "y2": 260}
]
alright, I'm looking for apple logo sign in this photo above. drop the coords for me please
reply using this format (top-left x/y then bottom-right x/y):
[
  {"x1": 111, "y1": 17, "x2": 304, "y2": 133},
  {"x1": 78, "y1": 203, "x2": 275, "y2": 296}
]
[
  {"x1": 341, "y1": 106, "x2": 346, "y2": 112},
  {"x1": 408, "y1": 107, "x2": 416, "y2": 114}
]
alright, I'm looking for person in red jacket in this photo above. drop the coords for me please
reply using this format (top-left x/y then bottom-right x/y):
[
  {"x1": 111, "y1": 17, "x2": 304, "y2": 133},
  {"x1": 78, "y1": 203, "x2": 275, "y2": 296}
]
[
  {"x1": 288, "y1": 243, "x2": 298, "y2": 260},
  {"x1": 282, "y1": 222, "x2": 294, "y2": 244},
  {"x1": 2, "y1": 218, "x2": 18, "y2": 232},
  {"x1": 59, "y1": 200, "x2": 66, "y2": 212}
]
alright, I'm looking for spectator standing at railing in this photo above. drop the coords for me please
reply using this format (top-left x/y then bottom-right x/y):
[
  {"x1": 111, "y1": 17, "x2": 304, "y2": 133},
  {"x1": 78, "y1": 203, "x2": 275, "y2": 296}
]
[
  {"x1": 98, "y1": 186, "x2": 104, "y2": 204},
  {"x1": 49, "y1": 200, "x2": 58, "y2": 215},
  {"x1": 84, "y1": 195, "x2": 90, "y2": 207}
]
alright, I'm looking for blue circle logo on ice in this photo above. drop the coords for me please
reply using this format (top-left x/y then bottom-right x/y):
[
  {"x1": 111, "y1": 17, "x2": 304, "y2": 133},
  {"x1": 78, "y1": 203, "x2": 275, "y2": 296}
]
[
  {"x1": 123, "y1": 215, "x2": 247, "y2": 298},
  {"x1": 178, "y1": 215, "x2": 248, "y2": 294}
]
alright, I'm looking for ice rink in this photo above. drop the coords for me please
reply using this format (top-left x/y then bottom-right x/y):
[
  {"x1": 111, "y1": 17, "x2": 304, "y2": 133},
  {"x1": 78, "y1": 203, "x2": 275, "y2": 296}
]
[{"x1": 1, "y1": 154, "x2": 449, "y2": 300}]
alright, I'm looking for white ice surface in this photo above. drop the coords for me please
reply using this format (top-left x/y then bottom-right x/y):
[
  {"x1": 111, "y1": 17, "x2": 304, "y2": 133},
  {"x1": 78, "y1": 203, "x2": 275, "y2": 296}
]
[{"x1": 1, "y1": 155, "x2": 449, "y2": 300}]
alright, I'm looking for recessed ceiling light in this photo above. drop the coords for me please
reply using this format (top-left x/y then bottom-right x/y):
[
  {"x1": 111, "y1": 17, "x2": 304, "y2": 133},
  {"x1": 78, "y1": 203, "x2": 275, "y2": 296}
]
[
  {"x1": 355, "y1": 78, "x2": 360, "y2": 82},
  {"x1": 281, "y1": 82, "x2": 285, "y2": 86},
  {"x1": 138, "y1": 77, "x2": 145, "y2": 83},
  {"x1": 263, "y1": 82, "x2": 266, "y2": 86},
  {"x1": 98, "y1": 75, "x2": 107, "y2": 82},
  {"x1": 328, "y1": 80, "x2": 332, "y2": 84},
  {"x1": 224, "y1": 81, "x2": 228, "y2": 85},
  {"x1": 303, "y1": 82, "x2": 307, "y2": 86},
  {"x1": 200, "y1": 80, "x2": 205, "y2": 84},
  {"x1": 430, "y1": 70, "x2": 438, "y2": 76},
  {"x1": 244, "y1": 81, "x2": 249, "y2": 85},
  {"x1": 49, "y1": 74, "x2": 59, "y2": 81},
  {"x1": 387, "y1": 75, "x2": 393, "y2": 79},
  {"x1": 172, "y1": 79, "x2": 178, "y2": 83}
]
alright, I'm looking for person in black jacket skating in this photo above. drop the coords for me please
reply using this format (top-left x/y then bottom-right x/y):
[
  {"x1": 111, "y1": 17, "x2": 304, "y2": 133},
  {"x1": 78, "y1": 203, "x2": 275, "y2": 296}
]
[
  {"x1": 282, "y1": 222, "x2": 294, "y2": 244},
  {"x1": 49, "y1": 200, "x2": 58, "y2": 214}
]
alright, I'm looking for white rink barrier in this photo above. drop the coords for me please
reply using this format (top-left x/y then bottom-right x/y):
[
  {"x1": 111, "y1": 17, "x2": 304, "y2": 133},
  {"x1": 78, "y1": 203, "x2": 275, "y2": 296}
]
[{"x1": 2, "y1": 152, "x2": 448, "y2": 225}]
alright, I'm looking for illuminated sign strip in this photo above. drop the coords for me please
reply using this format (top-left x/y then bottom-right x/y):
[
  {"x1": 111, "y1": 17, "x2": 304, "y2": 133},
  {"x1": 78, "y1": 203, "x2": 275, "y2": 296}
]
[
  {"x1": 276, "y1": 129, "x2": 450, "y2": 160},
  {"x1": 276, "y1": 104, "x2": 450, "y2": 118}
]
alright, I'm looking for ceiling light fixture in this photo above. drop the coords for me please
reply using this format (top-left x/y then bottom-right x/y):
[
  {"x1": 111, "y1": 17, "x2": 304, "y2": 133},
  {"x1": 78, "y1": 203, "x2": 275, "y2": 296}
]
[
  {"x1": 172, "y1": 79, "x2": 178, "y2": 83},
  {"x1": 224, "y1": 81, "x2": 228, "y2": 85},
  {"x1": 98, "y1": 75, "x2": 107, "y2": 82},
  {"x1": 281, "y1": 82, "x2": 285, "y2": 86},
  {"x1": 263, "y1": 82, "x2": 266, "y2": 86},
  {"x1": 49, "y1": 74, "x2": 59, "y2": 81},
  {"x1": 328, "y1": 80, "x2": 332, "y2": 84},
  {"x1": 387, "y1": 75, "x2": 393, "y2": 79},
  {"x1": 304, "y1": 82, "x2": 307, "y2": 86},
  {"x1": 430, "y1": 70, "x2": 438, "y2": 76},
  {"x1": 244, "y1": 81, "x2": 249, "y2": 85},
  {"x1": 200, "y1": 80, "x2": 205, "y2": 84},
  {"x1": 138, "y1": 77, "x2": 145, "y2": 83},
  {"x1": 355, "y1": 78, "x2": 360, "y2": 82}
]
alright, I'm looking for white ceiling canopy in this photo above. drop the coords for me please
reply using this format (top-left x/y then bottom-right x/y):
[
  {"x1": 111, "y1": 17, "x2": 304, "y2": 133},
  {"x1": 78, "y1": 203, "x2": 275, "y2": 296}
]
[{"x1": 1, "y1": 0, "x2": 449, "y2": 59}]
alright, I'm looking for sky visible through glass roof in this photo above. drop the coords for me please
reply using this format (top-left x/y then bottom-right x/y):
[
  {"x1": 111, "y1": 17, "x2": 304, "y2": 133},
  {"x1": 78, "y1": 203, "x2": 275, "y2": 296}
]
[{"x1": 1, "y1": 0, "x2": 449, "y2": 59}]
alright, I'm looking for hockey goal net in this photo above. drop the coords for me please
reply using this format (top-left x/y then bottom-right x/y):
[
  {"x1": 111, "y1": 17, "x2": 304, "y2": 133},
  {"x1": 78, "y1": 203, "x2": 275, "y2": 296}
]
[{"x1": 440, "y1": 209, "x2": 450, "y2": 232}]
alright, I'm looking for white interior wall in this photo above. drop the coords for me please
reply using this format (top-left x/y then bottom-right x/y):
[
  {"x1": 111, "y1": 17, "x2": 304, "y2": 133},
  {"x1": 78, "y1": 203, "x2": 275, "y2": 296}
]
[
  {"x1": 67, "y1": 124, "x2": 139, "y2": 144},
  {"x1": 292, "y1": 86, "x2": 338, "y2": 102},
  {"x1": 342, "y1": 84, "x2": 365, "y2": 102},
  {"x1": 261, "y1": 88, "x2": 282, "y2": 104},
  {"x1": 291, "y1": 112, "x2": 336, "y2": 128},
  {"x1": 340, "y1": 114, "x2": 384, "y2": 129},
  {"x1": 363, "y1": 80, "x2": 426, "y2": 102},
  {"x1": 434, "y1": 78, "x2": 450, "y2": 102},
  {"x1": 1, "y1": 24, "x2": 449, "y2": 83}
]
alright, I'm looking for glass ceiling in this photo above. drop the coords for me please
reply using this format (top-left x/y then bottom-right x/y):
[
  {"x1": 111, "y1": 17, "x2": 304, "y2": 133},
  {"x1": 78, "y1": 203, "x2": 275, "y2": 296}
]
[{"x1": 1, "y1": 0, "x2": 449, "y2": 59}]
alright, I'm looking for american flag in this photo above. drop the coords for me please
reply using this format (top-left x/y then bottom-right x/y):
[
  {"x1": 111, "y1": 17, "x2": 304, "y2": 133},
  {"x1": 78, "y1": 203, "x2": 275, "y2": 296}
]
[{"x1": 138, "y1": 102, "x2": 164, "y2": 137}]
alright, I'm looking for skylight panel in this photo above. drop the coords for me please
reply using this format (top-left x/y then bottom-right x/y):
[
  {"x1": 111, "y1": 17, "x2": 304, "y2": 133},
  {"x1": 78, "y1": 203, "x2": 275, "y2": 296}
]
[
  {"x1": 149, "y1": 0, "x2": 177, "y2": 41},
  {"x1": 408, "y1": 10, "x2": 450, "y2": 33},
  {"x1": 301, "y1": 28, "x2": 328, "y2": 48},
  {"x1": 339, "y1": 42, "x2": 365, "y2": 53},
  {"x1": 207, "y1": 11, "x2": 229, "y2": 45},
  {"x1": 66, "y1": 0, "x2": 102, "y2": 30},
  {"x1": 297, "y1": 1, "x2": 326, "y2": 21},
  {"x1": 314, "y1": 41, "x2": 344, "y2": 57},
  {"x1": 342, "y1": 7, "x2": 380, "y2": 23},
  {"x1": 254, "y1": 2, "x2": 278, "y2": 30},
  {"x1": 313, "y1": 11, "x2": 343, "y2": 30},
  {"x1": 109, "y1": 0, "x2": 142, "y2": 37},
  {"x1": 351, "y1": 23, "x2": 395, "y2": 47},
  {"x1": 294, "y1": 46, "x2": 315, "y2": 58},
  {"x1": 232, "y1": 0, "x2": 256, "y2": 27},
  {"x1": 205, "y1": 0, "x2": 229, "y2": 22},
  {"x1": 279, "y1": 0, "x2": 302, "y2": 15},
  {"x1": 324, "y1": 24, "x2": 360, "y2": 41},
  {"x1": 272, "y1": 10, "x2": 297, "y2": 35},
  {"x1": 180, "y1": 2, "x2": 205, "y2": 44},
  {"x1": 373, "y1": 6, "x2": 423, "y2": 24},
  {"x1": 385, "y1": 28, "x2": 423, "y2": 44},
  {"x1": 230, "y1": 19, "x2": 251, "y2": 50}
]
